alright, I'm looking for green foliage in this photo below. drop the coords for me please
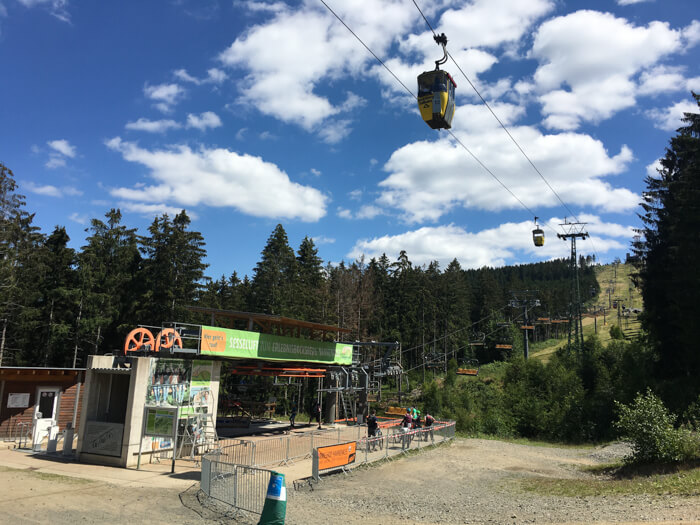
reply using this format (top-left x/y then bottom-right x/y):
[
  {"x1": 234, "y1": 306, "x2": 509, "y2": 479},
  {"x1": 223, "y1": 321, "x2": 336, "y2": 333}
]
[
  {"x1": 609, "y1": 324, "x2": 624, "y2": 340},
  {"x1": 633, "y1": 93, "x2": 700, "y2": 410},
  {"x1": 614, "y1": 389, "x2": 697, "y2": 464}
]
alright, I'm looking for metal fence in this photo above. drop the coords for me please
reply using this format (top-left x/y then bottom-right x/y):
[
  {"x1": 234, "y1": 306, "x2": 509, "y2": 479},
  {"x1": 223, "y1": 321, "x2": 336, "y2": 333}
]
[
  {"x1": 201, "y1": 455, "x2": 273, "y2": 515},
  {"x1": 216, "y1": 420, "x2": 456, "y2": 470},
  {"x1": 201, "y1": 420, "x2": 456, "y2": 513}
]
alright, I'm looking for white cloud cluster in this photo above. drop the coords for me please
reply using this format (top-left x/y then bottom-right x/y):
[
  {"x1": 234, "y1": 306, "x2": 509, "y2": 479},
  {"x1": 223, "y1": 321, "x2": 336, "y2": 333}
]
[
  {"x1": 348, "y1": 216, "x2": 631, "y2": 270},
  {"x1": 374, "y1": 105, "x2": 637, "y2": 223},
  {"x1": 530, "y1": 10, "x2": 696, "y2": 130},
  {"x1": 219, "y1": 0, "x2": 418, "y2": 141},
  {"x1": 144, "y1": 83, "x2": 186, "y2": 113},
  {"x1": 17, "y1": 0, "x2": 69, "y2": 22},
  {"x1": 24, "y1": 181, "x2": 82, "y2": 197},
  {"x1": 45, "y1": 139, "x2": 76, "y2": 168},
  {"x1": 125, "y1": 112, "x2": 222, "y2": 133},
  {"x1": 186, "y1": 111, "x2": 222, "y2": 131},
  {"x1": 105, "y1": 137, "x2": 328, "y2": 222},
  {"x1": 646, "y1": 99, "x2": 698, "y2": 131},
  {"x1": 174, "y1": 68, "x2": 228, "y2": 85},
  {"x1": 438, "y1": 0, "x2": 554, "y2": 49}
]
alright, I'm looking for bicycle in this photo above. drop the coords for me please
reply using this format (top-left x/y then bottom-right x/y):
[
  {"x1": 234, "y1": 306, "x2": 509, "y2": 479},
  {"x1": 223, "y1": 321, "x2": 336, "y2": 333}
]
[{"x1": 367, "y1": 428, "x2": 383, "y2": 452}]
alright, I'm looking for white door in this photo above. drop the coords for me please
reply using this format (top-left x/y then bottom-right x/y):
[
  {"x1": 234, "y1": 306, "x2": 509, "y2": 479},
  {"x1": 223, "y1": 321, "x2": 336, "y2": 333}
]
[{"x1": 33, "y1": 387, "x2": 59, "y2": 446}]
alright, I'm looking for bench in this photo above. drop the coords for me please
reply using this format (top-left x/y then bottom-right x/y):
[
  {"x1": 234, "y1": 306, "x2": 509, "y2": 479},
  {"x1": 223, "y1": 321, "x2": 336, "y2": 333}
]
[{"x1": 385, "y1": 406, "x2": 406, "y2": 416}]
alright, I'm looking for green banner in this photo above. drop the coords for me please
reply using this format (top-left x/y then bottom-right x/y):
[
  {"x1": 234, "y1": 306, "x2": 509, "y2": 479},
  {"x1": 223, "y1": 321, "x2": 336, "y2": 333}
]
[{"x1": 199, "y1": 325, "x2": 353, "y2": 365}]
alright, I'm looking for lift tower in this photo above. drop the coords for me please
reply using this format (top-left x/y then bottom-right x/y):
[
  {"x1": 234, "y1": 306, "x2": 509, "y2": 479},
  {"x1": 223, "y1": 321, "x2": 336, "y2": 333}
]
[{"x1": 557, "y1": 220, "x2": 589, "y2": 352}]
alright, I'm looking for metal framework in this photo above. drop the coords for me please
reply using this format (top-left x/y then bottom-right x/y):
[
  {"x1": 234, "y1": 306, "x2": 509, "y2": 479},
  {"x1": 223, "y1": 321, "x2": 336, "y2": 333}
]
[
  {"x1": 509, "y1": 290, "x2": 540, "y2": 360},
  {"x1": 557, "y1": 220, "x2": 589, "y2": 351}
]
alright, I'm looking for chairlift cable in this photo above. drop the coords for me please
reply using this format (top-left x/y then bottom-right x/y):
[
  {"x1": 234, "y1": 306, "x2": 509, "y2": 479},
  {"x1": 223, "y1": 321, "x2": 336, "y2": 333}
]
[
  {"x1": 411, "y1": 0, "x2": 603, "y2": 260},
  {"x1": 319, "y1": 0, "x2": 557, "y2": 237}
]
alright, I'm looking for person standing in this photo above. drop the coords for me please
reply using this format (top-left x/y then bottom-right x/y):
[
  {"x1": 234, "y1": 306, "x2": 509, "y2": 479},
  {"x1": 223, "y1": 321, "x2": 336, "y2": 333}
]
[
  {"x1": 312, "y1": 401, "x2": 322, "y2": 429},
  {"x1": 289, "y1": 404, "x2": 297, "y2": 429}
]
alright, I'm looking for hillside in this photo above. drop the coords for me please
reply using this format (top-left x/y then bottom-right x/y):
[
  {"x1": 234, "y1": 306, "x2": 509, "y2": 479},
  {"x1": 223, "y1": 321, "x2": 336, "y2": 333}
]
[{"x1": 529, "y1": 262, "x2": 643, "y2": 362}]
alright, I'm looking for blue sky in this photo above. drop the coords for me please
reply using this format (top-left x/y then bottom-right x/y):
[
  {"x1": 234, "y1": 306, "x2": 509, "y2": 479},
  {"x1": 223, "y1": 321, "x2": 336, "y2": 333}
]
[{"x1": 1, "y1": 0, "x2": 698, "y2": 280}]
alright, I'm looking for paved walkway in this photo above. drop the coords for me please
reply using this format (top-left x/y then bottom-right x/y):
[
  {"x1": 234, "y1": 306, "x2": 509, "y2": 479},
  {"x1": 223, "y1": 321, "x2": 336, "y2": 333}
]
[{"x1": 0, "y1": 448, "x2": 200, "y2": 489}]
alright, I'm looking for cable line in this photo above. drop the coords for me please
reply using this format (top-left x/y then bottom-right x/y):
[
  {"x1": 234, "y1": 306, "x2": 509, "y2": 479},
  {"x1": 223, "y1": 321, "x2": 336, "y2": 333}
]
[
  {"x1": 399, "y1": 303, "x2": 510, "y2": 357},
  {"x1": 410, "y1": 0, "x2": 579, "y2": 222},
  {"x1": 318, "y1": 0, "x2": 558, "y2": 237},
  {"x1": 410, "y1": 0, "x2": 605, "y2": 261}
]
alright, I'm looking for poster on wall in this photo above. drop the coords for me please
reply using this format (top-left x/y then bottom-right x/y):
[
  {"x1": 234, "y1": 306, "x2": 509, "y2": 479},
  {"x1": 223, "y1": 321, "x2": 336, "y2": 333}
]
[
  {"x1": 7, "y1": 393, "x2": 30, "y2": 408},
  {"x1": 84, "y1": 422, "x2": 124, "y2": 457},
  {"x1": 189, "y1": 360, "x2": 213, "y2": 409},
  {"x1": 143, "y1": 406, "x2": 178, "y2": 437},
  {"x1": 145, "y1": 358, "x2": 192, "y2": 407}
]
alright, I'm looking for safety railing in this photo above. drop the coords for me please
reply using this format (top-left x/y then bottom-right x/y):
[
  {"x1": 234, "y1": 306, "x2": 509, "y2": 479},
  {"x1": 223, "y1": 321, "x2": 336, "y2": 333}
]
[
  {"x1": 201, "y1": 455, "x2": 273, "y2": 515},
  {"x1": 215, "y1": 420, "x2": 456, "y2": 470}
]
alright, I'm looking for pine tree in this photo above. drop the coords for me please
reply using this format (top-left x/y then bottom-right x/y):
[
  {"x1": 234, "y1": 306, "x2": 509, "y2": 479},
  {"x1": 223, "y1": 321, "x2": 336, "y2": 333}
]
[
  {"x1": 250, "y1": 224, "x2": 297, "y2": 316},
  {"x1": 78, "y1": 209, "x2": 142, "y2": 353},
  {"x1": 295, "y1": 236, "x2": 324, "y2": 322},
  {"x1": 138, "y1": 210, "x2": 208, "y2": 325},
  {"x1": 36, "y1": 227, "x2": 78, "y2": 366},
  {"x1": 0, "y1": 163, "x2": 45, "y2": 366},
  {"x1": 633, "y1": 93, "x2": 700, "y2": 408}
]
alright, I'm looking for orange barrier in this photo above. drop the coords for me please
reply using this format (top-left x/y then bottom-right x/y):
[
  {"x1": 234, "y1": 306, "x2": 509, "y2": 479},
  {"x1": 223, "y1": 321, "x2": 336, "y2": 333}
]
[
  {"x1": 385, "y1": 406, "x2": 405, "y2": 416},
  {"x1": 317, "y1": 441, "x2": 357, "y2": 470}
]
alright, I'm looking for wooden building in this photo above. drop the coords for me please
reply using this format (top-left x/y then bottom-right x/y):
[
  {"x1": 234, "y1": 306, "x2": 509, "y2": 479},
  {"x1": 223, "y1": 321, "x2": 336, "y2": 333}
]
[{"x1": 0, "y1": 367, "x2": 85, "y2": 445}]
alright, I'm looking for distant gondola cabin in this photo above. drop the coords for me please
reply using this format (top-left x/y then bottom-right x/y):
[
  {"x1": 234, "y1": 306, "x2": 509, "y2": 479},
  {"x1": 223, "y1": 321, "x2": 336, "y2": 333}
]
[{"x1": 417, "y1": 70, "x2": 456, "y2": 130}]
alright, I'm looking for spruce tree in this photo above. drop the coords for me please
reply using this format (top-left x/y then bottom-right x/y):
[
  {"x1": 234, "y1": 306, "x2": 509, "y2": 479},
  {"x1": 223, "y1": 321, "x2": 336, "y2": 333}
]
[
  {"x1": 250, "y1": 224, "x2": 297, "y2": 316},
  {"x1": 633, "y1": 93, "x2": 700, "y2": 408}
]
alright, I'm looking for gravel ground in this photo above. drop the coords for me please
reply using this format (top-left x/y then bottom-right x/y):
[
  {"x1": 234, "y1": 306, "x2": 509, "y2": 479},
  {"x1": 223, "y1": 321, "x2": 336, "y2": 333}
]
[{"x1": 279, "y1": 438, "x2": 699, "y2": 525}]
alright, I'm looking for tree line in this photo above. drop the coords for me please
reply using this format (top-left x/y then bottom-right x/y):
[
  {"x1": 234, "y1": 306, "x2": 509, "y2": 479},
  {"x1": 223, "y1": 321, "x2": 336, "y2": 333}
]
[{"x1": 0, "y1": 162, "x2": 597, "y2": 369}]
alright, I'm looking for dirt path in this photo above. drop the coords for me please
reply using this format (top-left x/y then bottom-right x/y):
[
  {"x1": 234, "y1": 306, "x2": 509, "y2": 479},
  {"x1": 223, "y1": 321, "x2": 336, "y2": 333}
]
[
  {"x1": 1, "y1": 439, "x2": 698, "y2": 524},
  {"x1": 286, "y1": 439, "x2": 700, "y2": 525}
]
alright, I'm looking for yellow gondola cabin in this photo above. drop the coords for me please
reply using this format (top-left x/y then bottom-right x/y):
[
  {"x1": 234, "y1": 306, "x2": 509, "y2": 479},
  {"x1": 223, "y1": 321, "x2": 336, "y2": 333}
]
[{"x1": 417, "y1": 70, "x2": 456, "y2": 130}]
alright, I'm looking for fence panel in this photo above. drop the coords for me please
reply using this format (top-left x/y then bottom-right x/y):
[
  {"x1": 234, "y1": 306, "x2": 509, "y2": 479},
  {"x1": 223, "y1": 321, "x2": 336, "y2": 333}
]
[
  {"x1": 232, "y1": 465, "x2": 272, "y2": 514},
  {"x1": 251, "y1": 435, "x2": 288, "y2": 467},
  {"x1": 218, "y1": 440, "x2": 255, "y2": 465}
]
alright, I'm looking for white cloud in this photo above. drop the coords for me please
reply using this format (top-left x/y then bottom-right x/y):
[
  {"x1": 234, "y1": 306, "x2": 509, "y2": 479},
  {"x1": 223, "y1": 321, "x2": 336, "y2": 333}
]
[
  {"x1": 117, "y1": 201, "x2": 194, "y2": 219},
  {"x1": 617, "y1": 0, "x2": 652, "y2": 5},
  {"x1": 356, "y1": 205, "x2": 382, "y2": 220},
  {"x1": 125, "y1": 118, "x2": 182, "y2": 133},
  {"x1": 646, "y1": 159, "x2": 662, "y2": 177},
  {"x1": 348, "y1": 189, "x2": 362, "y2": 201},
  {"x1": 310, "y1": 168, "x2": 321, "y2": 177},
  {"x1": 47, "y1": 139, "x2": 76, "y2": 158},
  {"x1": 45, "y1": 139, "x2": 76, "y2": 168},
  {"x1": 45, "y1": 157, "x2": 66, "y2": 169},
  {"x1": 531, "y1": 10, "x2": 684, "y2": 129},
  {"x1": 337, "y1": 207, "x2": 352, "y2": 219},
  {"x1": 186, "y1": 111, "x2": 222, "y2": 131},
  {"x1": 68, "y1": 212, "x2": 88, "y2": 225},
  {"x1": 646, "y1": 99, "x2": 698, "y2": 131},
  {"x1": 219, "y1": 0, "x2": 419, "y2": 138},
  {"x1": 376, "y1": 111, "x2": 637, "y2": 223},
  {"x1": 144, "y1": 83, "x2": 186, "y2": 113},
  {"x1": 438, "y1": 0, "x2": 554, "y2": 49},
  {"x1": 105, "y1": 137, "x2": 328, "y2": 222},
  {"x1": 317, "y1": 119, "x2": 352, "y2": 144},
  {"x1": 311, "y1": 235, "x2": 335, "y2": 245},
  {"x1": 174, "y1": 67, "x2": 228, "y2": 85},
  {"x1": 236, "y1": 1, "x2": 288, "y2": 15},
  {"x1": 17, "y1": 0, "x2": 70, "y2": 22},
  {"x1": 682, "y1": 20, "x2": 700, "y2": 49},
  {"x1": 348, "y1": 218, "x2": 631, "y2": 270},
  {"x1": 638, "y1": 65, "x2": 688, "y2": 95},
  {"x1": 23, "y1": 182, "x2": 83, "y2": 198}
]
